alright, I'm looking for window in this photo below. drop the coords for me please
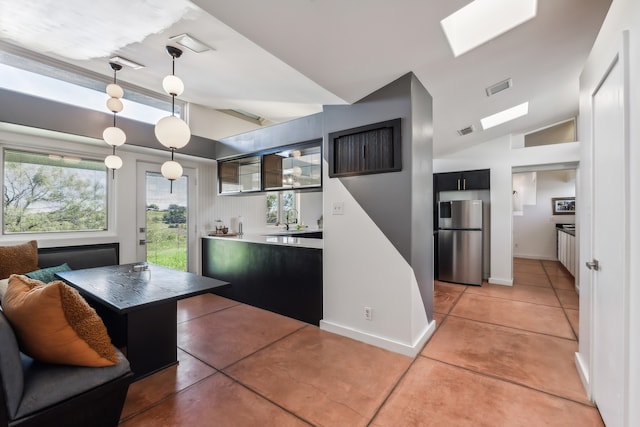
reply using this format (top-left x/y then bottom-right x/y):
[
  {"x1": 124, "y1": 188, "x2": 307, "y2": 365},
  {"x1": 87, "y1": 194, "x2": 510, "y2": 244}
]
[
  {"x1": 0, "y1": 62, "x2": 178, "y2": 125},
  {"x1": 266, "y1": 191, "x2": 297, "y2": 225},
  {"x1": 3, "y1": 149, "x2": 108, "y2": 233}
]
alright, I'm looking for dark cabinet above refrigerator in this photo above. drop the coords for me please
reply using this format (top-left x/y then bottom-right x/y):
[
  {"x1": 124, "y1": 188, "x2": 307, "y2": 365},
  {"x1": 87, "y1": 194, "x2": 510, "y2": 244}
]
[{"x1": 435, "y1": 169, "x2": 490, "y2": 192}]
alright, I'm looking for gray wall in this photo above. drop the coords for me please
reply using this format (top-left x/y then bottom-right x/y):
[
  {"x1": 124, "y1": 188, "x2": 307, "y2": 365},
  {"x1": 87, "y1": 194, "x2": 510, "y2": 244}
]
[
  {"x1": 323, "y1": 74, "x2": 413, "y2": 263},
  {"x1": 0, "y1": 88, "x2": 216, "y2": 159},
  {"x1": 409, "y1": 75, "x2": 434, "y2": 318},
  {"x1": 323, "y1": 72, "x2": 434, "y2": 319},
  {"x1": 216, "y1": 113, "x2": 323, "y2": 159}
]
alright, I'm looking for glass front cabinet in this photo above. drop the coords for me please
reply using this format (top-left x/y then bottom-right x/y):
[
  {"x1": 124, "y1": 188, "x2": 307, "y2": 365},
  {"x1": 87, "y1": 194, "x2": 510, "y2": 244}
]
[
  {"x1": 218, "y1": 155, "x2": 261, "y2": 194},
  {"x1": 218, "y1": 141, "x2": 322, "y2": 195}
]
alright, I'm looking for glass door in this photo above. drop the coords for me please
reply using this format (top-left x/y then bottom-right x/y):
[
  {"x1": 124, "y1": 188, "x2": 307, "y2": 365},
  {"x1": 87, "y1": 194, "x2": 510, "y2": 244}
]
[{"x1": 137, "y1": 162, "x2": 196, "y2": 272}]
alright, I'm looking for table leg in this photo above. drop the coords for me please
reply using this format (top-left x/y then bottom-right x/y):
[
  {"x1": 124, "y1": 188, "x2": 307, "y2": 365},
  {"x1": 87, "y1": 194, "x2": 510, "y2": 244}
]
[{"x1": 126, "y1": 302, "x2": 177, "y2": 379}]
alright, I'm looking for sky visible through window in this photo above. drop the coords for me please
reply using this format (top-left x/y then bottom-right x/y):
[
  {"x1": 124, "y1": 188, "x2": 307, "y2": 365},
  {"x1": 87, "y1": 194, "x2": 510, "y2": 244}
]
[
  {"x1": 0, "y1": 63, "x2": 171, "y2": 125},
  {"x1": 146, "y1": 172, "x2": 187, "y2": 210}
]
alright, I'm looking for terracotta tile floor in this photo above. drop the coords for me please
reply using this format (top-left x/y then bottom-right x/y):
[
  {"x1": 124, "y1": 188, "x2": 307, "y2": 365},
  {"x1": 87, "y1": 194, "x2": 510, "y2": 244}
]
[{"x1": 119, "y1": 259, "x2": 600, "y2": 426}]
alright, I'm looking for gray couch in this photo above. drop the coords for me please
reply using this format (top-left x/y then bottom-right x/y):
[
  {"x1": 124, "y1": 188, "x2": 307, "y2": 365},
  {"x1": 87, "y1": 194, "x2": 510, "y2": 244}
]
[
  {"x1": 0, "y1": 242, "x2": 132, "y2": 427},
  {"x1": 0, "y1": 310, "x2": 132, "y2": 427}
]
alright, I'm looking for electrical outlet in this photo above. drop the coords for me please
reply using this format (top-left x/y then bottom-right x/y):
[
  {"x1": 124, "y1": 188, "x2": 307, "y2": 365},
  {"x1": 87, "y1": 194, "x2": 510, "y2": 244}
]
[
  {"x1": 332, "y1": 201, "x2": 345, "y2": 215},
  {"x1": 364, "y1": 306, "x2": 372, "y2": 321}
]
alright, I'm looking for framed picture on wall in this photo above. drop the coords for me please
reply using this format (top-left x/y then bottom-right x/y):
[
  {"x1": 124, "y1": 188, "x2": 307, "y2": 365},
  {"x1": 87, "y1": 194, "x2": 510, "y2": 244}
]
[{"x1": 552, "y1": 197, "x2": 575, "y2": 215}]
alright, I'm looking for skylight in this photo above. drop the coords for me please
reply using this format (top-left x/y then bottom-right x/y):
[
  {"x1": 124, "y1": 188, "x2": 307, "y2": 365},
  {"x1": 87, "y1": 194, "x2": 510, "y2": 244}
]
[
  {"x1": 441, "y1": 0, "x2": 537, "y2": 57},
  {"x1": 481, "y1": 102, "x2": 529, "y2": 130},
  {"x1": 0, "y1": 63, "x2": 174, "y2": 125}
]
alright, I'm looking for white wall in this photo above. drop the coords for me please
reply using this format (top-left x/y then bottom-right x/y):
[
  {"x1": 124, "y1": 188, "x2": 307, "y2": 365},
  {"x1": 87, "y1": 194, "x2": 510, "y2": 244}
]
[
  {"x1": 299, "y1": 191, "x2": 323, "y2": 229},
  {"x1": 203, "y1": 160, "x2": 324, "y2": 234},
  {"x1": 513, "y1": 170, "x2": 576, "y2": 260},
  {"x1": 320, "y1": 160, "x2": 432, "y2": 356},
  {"x1": 434, "y1": 137, "x2": 580, "y2": 285},
  {"x1": 576, "y1": 0, "x2": 640, "y2": 423}
]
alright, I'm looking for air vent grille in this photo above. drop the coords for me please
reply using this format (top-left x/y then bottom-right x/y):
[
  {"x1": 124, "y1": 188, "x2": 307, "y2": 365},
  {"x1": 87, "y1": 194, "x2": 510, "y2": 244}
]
[
  {"x1": 457, "y1": 125, "x2": 474, "y2": 136},
  {"x1": 486, "y1": 78, "x2": 512, "y2": 96}
]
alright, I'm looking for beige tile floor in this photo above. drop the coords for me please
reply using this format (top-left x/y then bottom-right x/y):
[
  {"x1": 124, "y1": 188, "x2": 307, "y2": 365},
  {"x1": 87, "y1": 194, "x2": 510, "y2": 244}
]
[{"x1": 119, "y1": 259, "x2": 600, "y2": 426}]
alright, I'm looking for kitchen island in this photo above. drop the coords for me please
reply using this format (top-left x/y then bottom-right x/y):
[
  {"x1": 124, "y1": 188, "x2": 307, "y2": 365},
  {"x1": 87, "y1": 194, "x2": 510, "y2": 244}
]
[{"x1": 202, "y1": 232, "x2": 322, "y2": 325}]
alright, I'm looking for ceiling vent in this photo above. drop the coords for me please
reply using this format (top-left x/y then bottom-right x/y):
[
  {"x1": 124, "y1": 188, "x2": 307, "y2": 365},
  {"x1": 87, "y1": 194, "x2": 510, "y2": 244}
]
[
  {"x1": 169, "y1": 34, "x2": 215, "y2": 53},
  {"x1": 457, "y1": 125, "x2": 475, "y2": 136},
  {"x1": 486, "y1": 78, "x2": 512, "y2": 97}
]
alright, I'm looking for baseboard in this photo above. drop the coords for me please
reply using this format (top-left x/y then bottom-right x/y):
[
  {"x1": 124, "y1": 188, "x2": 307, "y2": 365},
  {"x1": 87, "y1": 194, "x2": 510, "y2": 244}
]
[
  {"x1": 575, "y1": 352, "x2": 592, "y2": 401},
  {"x1": 488, "y1": 277, "x2": 513, "y2": 286},
  {"x1": 513, "y1": 254, "x2": 557, "y2": 261},
  {"x1": 319, "y1": 319, "x2": 436, "y2": 357}
]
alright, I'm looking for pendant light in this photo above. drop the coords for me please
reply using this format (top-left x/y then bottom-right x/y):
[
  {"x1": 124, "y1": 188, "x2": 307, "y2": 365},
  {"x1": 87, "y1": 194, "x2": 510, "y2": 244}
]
[
  {"x1": 103, "y1": 62, "x2": 125, "y2": 177},
  {"x1": 155, "y1": 45, "x2": 191, "y2": 193}
]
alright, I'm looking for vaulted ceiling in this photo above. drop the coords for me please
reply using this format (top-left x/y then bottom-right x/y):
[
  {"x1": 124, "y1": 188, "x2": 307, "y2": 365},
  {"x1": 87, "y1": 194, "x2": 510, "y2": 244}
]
[{"x1": 0, "y1": 0, "x2": 611, "y2": 156}]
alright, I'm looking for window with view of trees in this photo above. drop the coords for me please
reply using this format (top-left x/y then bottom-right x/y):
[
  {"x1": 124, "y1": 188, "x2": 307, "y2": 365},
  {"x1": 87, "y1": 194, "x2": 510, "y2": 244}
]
[
  {"x1": 3, "y1": 149, "x2": 107, "y2": 233},
  {"x1": 266, "y1": 191, "x2": 296, "y2": 225}
]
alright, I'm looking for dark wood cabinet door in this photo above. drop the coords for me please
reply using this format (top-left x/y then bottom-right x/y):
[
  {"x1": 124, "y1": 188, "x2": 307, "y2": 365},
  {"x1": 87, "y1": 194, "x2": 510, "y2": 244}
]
[
  {"x1": 218, "y1": 161, "x2": 239, "y2": 192},
  {"x1": 363, "y1": 129, "x2": 395, "y2": 172},
  {"x1": 333, "y1": 133, "x2": 363, "y2": 175},
  {"x1": 329, "y1": 118, "x2": 401, "y2": 177},
  {"x1": 462, "y1": 169, "x2": 490, "y2": 190},
  {"x1": 436, "y1": 172, "x2": 463, "y2": 191},
  {"x1": 435, "y1": 169, "x2": 490, "y2": 192},
  {"x1": 263, "y1": 153, "x2": 283, "y2": 189}
]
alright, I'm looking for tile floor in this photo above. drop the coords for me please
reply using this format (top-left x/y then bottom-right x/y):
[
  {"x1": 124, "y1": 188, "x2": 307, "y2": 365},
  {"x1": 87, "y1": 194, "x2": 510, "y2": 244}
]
[{"x1": 119, "y1": 259, "x2": 601, "y2": 426}]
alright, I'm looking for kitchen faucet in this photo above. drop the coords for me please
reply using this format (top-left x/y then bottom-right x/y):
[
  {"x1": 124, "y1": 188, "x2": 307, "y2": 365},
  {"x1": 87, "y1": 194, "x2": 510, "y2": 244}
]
[{"x1": 284, "y1": 209, "x2": 298, "y2": 230}]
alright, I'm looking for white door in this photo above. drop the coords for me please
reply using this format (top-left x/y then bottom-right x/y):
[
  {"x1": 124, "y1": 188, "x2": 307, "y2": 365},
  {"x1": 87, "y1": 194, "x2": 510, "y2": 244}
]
[
  {"x1": 136, "y1": 161, "x2": 197, "y2": 272},
  {"x1": 590, "y1": 33, "x2": 629, "y2": 426}
]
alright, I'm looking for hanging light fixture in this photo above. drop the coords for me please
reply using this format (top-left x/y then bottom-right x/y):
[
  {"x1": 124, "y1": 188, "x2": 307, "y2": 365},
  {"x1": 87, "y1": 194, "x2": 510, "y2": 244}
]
[
  {"x1": 103, "y1": 62, "x2": 125, "y2": 177},
  {"x1": 155, "y1": 45, "x2": 191, "y2": 193}
]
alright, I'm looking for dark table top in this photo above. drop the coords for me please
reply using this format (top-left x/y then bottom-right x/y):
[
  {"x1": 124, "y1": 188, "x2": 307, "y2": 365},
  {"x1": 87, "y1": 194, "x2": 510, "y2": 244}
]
[{"x1": 56, "y1": 263, "x2": 229, "y2": 314}]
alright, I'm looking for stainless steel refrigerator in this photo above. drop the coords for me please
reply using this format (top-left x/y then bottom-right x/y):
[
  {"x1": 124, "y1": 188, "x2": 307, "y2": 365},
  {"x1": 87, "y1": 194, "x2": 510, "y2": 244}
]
[{"x1": 437, "y1": 200, "x2": 483, "y2": 286}]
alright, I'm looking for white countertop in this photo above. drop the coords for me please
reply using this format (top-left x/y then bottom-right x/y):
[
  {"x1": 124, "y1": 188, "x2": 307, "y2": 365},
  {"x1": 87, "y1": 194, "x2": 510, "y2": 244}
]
[{"x1": 203, "y1": 232, "x2": 323, "y2": 250}]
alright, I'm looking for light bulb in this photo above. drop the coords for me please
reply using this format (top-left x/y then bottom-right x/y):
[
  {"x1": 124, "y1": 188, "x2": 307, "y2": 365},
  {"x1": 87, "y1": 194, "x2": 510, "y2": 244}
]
[
  {"x1": 103, "y1": 126, "x2": 126, "y2": 146},
  {"x1": 105, "y1": 155, "x2": 123, "y2": 169},
  {"x1": 154, "y1": 115, "x2": 191, "y2": 149},
  {"x1": 162, "y1": 75, "x2": 184, "y2": 96},
  {"x1": 292, "y1": 166, "x2": 302, "y2": 177},
  {"x1": 161, "y1": 160, "x2": 183, "y2": 180},
  {"x1": 106, "y1": 97, "x2": 123, "y2": 113},
  {"x1": 106, "y1": 83, "x2": 124, "y2": 99}
]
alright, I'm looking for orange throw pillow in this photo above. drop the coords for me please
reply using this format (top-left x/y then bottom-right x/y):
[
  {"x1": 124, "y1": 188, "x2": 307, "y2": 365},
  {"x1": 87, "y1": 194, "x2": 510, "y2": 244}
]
[
  {"x1": 0, "y1": 240, "x2": 38, "y2": 279},
  {"x1": 1, "y1": 275, "x2": 117, "y2": 367}
]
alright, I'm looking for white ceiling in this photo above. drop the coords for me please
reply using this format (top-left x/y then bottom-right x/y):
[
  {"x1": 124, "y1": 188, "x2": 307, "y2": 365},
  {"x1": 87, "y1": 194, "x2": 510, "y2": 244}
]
[{"x1": 0, "y1": 0, "x2": 611, "y2": 156}]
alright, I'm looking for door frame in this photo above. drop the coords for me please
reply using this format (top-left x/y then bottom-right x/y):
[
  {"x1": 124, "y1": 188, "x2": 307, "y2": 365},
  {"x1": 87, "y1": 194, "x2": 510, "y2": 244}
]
[
  {"x1": 578, "y1": 30, "x2": 631, "y2": 423},
  {"x1": 136, "y1": 161, "x2": 198, "y2": 273}
]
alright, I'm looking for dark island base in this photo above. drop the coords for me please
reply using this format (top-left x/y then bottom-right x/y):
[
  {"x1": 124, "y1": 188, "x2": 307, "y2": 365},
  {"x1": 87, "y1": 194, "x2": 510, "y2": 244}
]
[{"x1": 202, "y1": 238, "x2": 323, "y2": 325}]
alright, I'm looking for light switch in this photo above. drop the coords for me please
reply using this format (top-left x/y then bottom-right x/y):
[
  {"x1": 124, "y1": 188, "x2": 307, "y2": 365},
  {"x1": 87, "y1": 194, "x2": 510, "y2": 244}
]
[{"x1": 332, "y1": 201, "x2": 345, "y2": 215}]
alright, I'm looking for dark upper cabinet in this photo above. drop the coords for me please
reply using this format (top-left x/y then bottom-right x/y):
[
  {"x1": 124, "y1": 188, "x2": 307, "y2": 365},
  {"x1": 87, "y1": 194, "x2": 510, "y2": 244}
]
[
  {"x1": 463, "y1": 169, "x2": 490, "y2": 190},
  {"x1": 329, "y1": 118, "x2": 401, "y2": 178},
  {"x1": 218, "y1": 156, "x2": 261, "y2": 194},
  {"x1": 435, "y1": 169, "x2": 490, "y2": 191},
  {"x1": 263, "y1": 144, "x2": 322, "y2": 191},
  {"x1": 218, "y1": 140, "x2": 321, "y2": 194},
  {"x1": 436, "y1": 172, "x2": 463, "y2": 191}
]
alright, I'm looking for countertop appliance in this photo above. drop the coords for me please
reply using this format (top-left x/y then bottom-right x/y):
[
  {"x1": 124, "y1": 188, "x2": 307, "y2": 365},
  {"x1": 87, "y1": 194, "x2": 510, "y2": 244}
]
[{"x1": 437, "y1": 199, "x2": 483, "y2": 286}]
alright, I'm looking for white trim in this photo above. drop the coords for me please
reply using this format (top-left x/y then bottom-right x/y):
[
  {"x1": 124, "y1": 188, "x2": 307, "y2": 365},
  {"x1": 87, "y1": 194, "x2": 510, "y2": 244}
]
[
  {"x1": 488, "y1": 277, "x2": 513, "y2": 286},
  {"x1": 575, "y1": 352, "x2": 592, "y2": 401},
  {"x1": 320, "y1": 318, "x2": 436, "y2": 358},
  {"x1": 512, "y1": 254, "x2": 557, "y2": 261}
]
